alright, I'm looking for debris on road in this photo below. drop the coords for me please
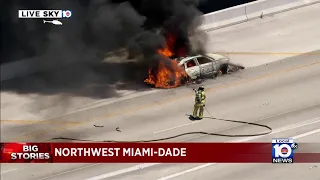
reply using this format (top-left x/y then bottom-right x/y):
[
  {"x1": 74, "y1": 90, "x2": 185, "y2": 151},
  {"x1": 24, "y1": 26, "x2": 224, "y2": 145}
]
[{"x1": 94, "y1": 125, "x2": 104, "y2": 128}]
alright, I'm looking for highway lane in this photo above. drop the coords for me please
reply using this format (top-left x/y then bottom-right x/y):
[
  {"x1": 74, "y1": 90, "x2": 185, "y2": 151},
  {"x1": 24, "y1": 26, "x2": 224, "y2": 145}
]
[
  {"x1": 47, "y1": 109, "x2": 320, "y2": 180},
  {"x1": 1, "y1": 48, "x2": 320, "y2": 179},
  {"x1": 106, "y1": 118, "x2": 320, "y2": 180},
  {"x1": 155, "y1": 128, "x2": 320, "y2": 180},
  {"x1": 206, "y1": 3, "x2": 320, "y2": 67}
]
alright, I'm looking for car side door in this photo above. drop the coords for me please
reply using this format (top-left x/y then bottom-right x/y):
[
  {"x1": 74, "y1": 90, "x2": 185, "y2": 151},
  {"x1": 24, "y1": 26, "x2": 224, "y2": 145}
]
[
  {"x1": 184, "y1": 58, "x2": 200, "y2": 80},
  {"x1": 196, "y1": 56, "x2": 216, "y2": 77}
]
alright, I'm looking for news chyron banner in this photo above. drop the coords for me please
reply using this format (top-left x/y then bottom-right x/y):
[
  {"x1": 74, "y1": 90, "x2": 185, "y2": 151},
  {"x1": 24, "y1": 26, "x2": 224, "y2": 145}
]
[{"x1": 1, "y1": 142, "x2": 320, "y2": 163}]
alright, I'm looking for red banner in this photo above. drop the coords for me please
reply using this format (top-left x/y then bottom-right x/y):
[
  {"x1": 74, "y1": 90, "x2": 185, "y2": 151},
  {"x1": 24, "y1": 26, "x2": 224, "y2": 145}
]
[{"x1": 1, "y1": 142, "x2": 319, "y2": 163}]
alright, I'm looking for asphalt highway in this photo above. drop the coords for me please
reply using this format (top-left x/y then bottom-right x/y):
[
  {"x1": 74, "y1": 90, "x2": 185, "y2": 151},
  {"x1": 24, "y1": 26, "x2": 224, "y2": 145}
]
[
  {"x1": 206, "y1": 3, "x2": 320, "y2": 67},
  {"x1": 1, "y1": 47, "x2": 320, "y2": 180},
  {"x1": 1, "y1": 4, "x2": 320, "y2": 180}
]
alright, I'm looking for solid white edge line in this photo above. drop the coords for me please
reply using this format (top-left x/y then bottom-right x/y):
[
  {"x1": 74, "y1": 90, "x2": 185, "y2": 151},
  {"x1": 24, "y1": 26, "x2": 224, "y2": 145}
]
[
  {"x1": 292, "y1": 128, "x2": 320, "y2": 139},
  {"x1": 84, "y1": 163, "x2": 160, "y2": 180},
  {"x1": 36, "y1": 164, "x2": 101, "y2": 180},
  {"x1": 0, "y1": 168, "x2": 18, "y2": 175},
  {"x1": 84, "y1": 117, "x2": 320, "y2": 180},
  {"x1": 153, "y1": 121, "x2": 201, "y2": 134}
]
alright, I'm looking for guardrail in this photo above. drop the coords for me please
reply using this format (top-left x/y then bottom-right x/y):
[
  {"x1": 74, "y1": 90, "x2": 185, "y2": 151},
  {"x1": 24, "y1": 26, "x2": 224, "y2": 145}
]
[
  {"x1": 200, "y1": 0, "x2": 320, "y2": 31},
  {"x1": 1, "y1": 0, "x2": 319, "y2": 82}
]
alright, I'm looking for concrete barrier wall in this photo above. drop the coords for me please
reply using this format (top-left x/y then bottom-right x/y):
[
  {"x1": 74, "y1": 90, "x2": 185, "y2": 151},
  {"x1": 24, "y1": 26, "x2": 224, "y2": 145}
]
[
  {"x1": 245, "y1": 0, "x2": 317, "y2": 18},
  {"x1": 1, "y1": 0, "x2": 319, "y2": 82},
  {"x1": 200, "y1": 0, "x2": 320, "y2": 31},
  {"x1": 202, "y1": 5, "x2": 247, "y2": 29}
]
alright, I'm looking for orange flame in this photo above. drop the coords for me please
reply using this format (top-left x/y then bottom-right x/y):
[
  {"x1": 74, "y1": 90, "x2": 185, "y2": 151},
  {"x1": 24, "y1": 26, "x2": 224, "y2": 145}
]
[
  {"x1": 157, "y1": 34, "x2": 175, "y2": 57},
  {"x1": 157, "y1": 47, "x2": 173, "y2": 57},
  {"x1": 144, "y1": 34, "x2": 188, "y2": 88}
]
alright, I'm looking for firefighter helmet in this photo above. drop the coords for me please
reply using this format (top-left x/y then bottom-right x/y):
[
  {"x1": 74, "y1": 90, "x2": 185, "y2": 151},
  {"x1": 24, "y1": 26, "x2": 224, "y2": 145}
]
[{"x1": 198, "y1": 85, "x2": 204, "y2": 91}]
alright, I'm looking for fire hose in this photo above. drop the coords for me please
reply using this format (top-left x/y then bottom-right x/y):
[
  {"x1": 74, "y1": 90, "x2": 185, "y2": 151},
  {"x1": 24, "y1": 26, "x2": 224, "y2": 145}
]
[{"x1": 52, "y1": 107, "x2": 272, "y2": 142}]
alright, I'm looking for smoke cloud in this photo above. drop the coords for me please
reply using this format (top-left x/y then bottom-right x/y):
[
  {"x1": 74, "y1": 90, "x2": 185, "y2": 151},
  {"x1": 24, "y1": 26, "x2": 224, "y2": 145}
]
[{"x1": 1, "y1": 0, "x2": 206, "y2": 118}]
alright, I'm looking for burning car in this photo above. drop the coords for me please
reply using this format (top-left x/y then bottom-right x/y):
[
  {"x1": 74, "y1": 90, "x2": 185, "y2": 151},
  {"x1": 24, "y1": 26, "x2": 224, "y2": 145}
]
[
  {"x1": 131, "y1": 29, "x2": 243, "y2": 89},
  {"x1": 144, "y1": 52, "x2": 244, "y2": 88}
]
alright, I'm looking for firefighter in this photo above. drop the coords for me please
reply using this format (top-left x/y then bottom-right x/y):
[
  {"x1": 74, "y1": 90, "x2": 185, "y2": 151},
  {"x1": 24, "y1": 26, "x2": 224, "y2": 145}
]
[{"x1": 192, "y1": 85, "x2": 206, "y2": 119}]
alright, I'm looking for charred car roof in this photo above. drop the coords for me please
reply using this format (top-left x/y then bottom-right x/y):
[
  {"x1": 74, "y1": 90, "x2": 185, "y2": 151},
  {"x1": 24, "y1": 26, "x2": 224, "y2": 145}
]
[{"x1": 177, "y1": 53, "x2": 229, "y2": 65}]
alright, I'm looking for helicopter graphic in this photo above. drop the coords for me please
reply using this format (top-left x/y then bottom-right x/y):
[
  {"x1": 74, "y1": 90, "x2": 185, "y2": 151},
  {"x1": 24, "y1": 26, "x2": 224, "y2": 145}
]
[{"x1": 43, "y1": 19, "x2": 62, "y2": 25}]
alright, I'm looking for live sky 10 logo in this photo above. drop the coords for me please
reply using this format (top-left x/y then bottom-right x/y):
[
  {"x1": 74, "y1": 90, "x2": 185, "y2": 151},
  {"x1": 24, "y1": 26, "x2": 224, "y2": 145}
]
[
  {"x1": 272, "y1": 138, "x2": 298, "y2": 163},
  {"x1": 18, "y1": 10, "x2": 72, "y2": 19}
]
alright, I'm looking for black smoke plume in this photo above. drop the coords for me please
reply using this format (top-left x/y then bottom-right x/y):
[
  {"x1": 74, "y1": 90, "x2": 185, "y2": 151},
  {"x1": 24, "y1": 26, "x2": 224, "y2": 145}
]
[{"x1": 0, "y1": 0, "x2": 206, "y2": 118}]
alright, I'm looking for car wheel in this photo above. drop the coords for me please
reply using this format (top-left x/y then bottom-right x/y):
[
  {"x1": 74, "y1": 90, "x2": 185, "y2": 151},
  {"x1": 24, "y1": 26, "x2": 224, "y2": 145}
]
[
  {"x1": 180, "y1": 75, "x2": 191, "y2": 85},
  {"x1": 212, "y1": 73, "x2": 218, "y2": 78},
  {"x1": 195, "y1": 79, "x2": 202, "y2": 84},
  {"x1": 220, "y1": 64, "x2": 229, "y2": 74}
]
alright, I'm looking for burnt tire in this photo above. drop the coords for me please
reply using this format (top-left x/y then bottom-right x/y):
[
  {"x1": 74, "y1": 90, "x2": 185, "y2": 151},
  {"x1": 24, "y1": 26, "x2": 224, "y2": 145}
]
[
  {"x1": 212, "y1": 73, "x2": 218, "y2": 78},
  {"x1": 180, "y1": 75, "x2": 190, "y2": 85},
  {"x1": 220, "y1": 64, "x2": 229, "y2": 74}
]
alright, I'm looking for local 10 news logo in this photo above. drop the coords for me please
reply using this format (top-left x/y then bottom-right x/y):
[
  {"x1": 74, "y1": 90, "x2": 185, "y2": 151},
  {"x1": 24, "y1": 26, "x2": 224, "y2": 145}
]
[
  {"x1": 272, "y1": 138, "x2": 298, "y2": 163},
  {"x1": 62, "y1": 10, "x2": 72, "y2": 18}
]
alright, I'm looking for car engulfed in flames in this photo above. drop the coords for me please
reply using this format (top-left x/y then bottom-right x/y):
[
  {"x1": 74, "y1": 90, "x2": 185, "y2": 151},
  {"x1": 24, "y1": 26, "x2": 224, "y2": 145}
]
[
  {"x1": 144, "y1": 34, "x2": 190, "y2": 88},
  {"x1": 143, "y1": 33, "x2": 244, "y2": 89},
  {"x1": 144, "y1": 58, "x2": 189, "y2": 88}
]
